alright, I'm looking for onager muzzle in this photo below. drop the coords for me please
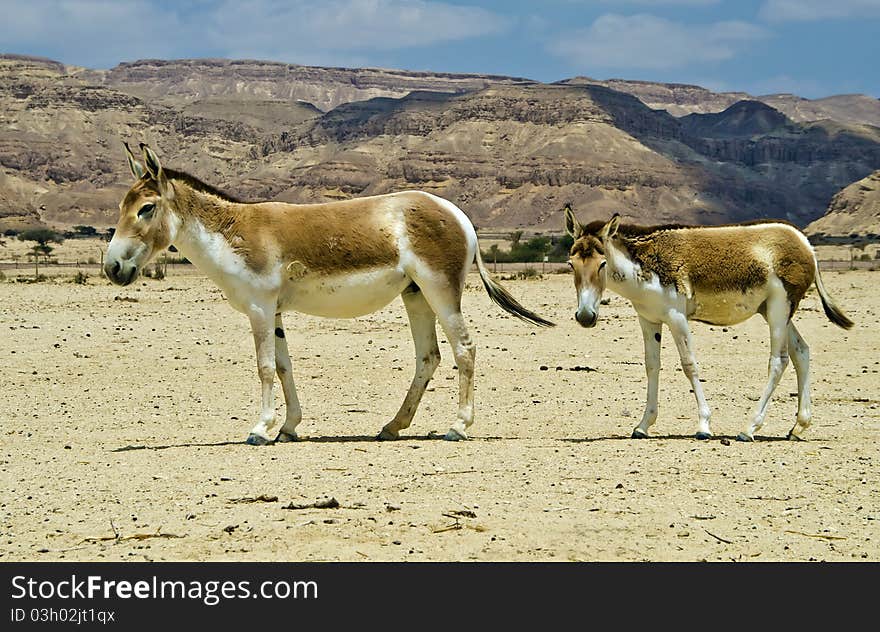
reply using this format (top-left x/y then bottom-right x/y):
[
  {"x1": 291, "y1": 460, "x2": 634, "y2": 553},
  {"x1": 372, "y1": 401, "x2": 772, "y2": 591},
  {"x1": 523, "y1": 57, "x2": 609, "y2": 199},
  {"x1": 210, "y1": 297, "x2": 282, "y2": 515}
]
[
  {"x1": 575, "y1": 306, "x2": 598, "y2": 328},
  {"x1": 104, "y1": 237, "x2": 147, "y2": 286}
]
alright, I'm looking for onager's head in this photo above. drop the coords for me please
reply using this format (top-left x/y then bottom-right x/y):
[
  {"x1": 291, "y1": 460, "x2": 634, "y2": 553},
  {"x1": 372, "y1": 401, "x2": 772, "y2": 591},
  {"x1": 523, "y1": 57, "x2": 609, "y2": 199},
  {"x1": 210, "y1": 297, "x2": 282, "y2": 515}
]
[
  {"x1": 104, "y1": 143, "x2": 177, "y2": 286},
  {"x1": 564, "y1": 204, "x2": 611, "y2": 328}
]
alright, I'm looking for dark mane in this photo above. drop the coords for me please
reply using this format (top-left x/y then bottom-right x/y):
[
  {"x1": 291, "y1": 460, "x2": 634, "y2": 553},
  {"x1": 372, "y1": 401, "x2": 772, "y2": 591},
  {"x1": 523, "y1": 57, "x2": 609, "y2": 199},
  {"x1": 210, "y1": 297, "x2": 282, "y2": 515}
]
[
  {"x1": 581, "y1": 218, "x2": 801, "y2": 238},
  {"x1": 165, "y1": 168, "x2": 241, "y2": 203}
]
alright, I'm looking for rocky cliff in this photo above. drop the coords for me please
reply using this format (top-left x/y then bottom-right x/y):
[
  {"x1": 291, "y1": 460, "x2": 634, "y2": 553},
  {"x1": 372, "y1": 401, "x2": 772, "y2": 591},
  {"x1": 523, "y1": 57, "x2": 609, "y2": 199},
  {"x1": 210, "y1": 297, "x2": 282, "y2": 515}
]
[
  {"x1": 806, "y1": 170, "x2": 880, "y2": 238},
  {"x1": 561, "y1": 76, "x2": 880, "y2": 128},
  {"x1": 101, "y1": 58, "x2": 533, "y2": 112},
  {"x1": 1, "y1": 54, "x2": 879, "y2": 234}
]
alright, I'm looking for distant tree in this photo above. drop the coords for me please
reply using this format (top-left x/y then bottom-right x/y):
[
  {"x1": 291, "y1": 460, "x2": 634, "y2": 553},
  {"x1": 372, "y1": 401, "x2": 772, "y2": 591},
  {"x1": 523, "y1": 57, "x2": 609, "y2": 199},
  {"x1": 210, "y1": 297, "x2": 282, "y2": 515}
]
[
  {"x1": 72, "y1": 225, "x2": 98, "y2": 237},
  {"x1": 18, "y1": 228, "x2": 64, "y2": 277},
  {"x1": 509, "y1": 230, "x2": 524, "y2": 247},
  {"x1": 18, "y1": 228, "x2": 63, "y2": 246}
]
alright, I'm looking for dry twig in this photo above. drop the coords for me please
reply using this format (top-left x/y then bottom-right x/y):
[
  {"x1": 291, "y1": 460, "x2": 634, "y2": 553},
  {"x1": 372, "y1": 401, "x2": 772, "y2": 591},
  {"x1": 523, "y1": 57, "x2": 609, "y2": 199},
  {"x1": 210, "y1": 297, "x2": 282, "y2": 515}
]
[
  {"x1": 704, "y1": 529, "x2": 733, "y2": 544},
  {"x1": 784, "y1": 530, "x2": 847, "y2": 541}
]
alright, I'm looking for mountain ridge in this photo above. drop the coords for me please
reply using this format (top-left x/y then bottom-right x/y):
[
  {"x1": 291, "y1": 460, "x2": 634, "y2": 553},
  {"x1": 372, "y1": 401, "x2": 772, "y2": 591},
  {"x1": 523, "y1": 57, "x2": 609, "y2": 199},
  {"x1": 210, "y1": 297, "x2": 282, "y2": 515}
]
[{"x1": 1, "y1": 55, "x2": 879, "y2": 235}]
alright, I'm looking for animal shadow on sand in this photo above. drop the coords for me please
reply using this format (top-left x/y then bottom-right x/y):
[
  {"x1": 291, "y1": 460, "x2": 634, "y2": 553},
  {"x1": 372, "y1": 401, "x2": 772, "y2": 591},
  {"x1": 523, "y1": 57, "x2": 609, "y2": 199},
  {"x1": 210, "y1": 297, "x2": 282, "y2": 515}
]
[
  {"x1": 561, "y1": 434, "x2": 795, "y2": 444},
  {"x1": 110, "y1": 434, "x2": 506, "y2": 451}
]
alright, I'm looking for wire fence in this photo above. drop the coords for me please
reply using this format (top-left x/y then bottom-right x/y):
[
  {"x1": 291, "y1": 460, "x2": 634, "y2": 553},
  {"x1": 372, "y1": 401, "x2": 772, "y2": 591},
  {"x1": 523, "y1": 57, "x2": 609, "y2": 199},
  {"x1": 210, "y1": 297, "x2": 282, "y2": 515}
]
[{"x1": 1, "y1": 258, "x2": 877, "y2": 281}]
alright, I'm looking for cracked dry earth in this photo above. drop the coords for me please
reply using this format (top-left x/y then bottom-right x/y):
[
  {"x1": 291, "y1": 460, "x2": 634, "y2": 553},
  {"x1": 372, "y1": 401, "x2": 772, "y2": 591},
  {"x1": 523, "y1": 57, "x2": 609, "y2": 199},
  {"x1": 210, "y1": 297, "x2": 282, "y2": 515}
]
[{"x1": 0, "y1": 271, "x2": 877, "y2": 561}]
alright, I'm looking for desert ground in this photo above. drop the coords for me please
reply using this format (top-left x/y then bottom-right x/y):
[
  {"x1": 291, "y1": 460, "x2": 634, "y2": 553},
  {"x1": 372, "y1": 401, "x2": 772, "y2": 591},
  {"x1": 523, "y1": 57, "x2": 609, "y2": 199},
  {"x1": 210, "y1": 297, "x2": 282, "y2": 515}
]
[{"x1": 0, "y1": 254, "x2": 877, "y2": 562}]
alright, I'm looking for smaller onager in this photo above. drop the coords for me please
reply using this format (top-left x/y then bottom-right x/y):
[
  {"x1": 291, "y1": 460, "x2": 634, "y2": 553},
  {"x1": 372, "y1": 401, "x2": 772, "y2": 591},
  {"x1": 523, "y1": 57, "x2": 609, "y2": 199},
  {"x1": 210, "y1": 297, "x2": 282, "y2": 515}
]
[{"x1": 564, "y1": 205, "x2": 853, "y2": 441}]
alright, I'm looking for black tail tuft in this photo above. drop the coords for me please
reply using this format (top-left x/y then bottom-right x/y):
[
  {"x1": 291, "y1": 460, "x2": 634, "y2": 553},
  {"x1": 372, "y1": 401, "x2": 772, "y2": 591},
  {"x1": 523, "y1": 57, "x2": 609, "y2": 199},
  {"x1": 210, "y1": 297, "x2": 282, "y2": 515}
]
[
  {"x1": 813, "y1": 259, "x2": 854, "y2": 330},
  {"x1": 820, "y1": 298, "x2": 854, "y2": 330},
  {"x1": 479, "y1": 274, "x2": 555, "y2": 328}
]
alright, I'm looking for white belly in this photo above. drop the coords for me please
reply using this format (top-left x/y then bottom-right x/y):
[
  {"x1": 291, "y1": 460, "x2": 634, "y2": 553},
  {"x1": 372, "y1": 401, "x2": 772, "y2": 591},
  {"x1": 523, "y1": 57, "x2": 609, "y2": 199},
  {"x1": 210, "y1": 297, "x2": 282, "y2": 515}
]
[
  {"x1": 689, "y1": 288, "x2": 767, "y2": 325},
  {"x1": 278, "y1": 267, "x2": 410, "y2": 318}
]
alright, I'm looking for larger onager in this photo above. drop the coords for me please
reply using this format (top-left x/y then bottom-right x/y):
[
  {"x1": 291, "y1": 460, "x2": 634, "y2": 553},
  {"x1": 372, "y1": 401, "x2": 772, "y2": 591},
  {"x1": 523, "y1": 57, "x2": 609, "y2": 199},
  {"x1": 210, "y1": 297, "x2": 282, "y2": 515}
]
[{"x1": 105, "y1": 143, "x2": 553, "y2": 445}]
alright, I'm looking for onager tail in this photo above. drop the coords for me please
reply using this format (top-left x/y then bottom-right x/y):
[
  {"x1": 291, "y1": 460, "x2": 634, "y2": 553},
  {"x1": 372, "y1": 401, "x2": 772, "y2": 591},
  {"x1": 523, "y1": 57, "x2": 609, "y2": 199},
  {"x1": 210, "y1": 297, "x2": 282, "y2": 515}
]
[
  {"x1": 473, "y1": 249, "x2": 555, "y2": 327},
  {"x1": 813, "y1": 255, "x2": 854, "y2": 329}
]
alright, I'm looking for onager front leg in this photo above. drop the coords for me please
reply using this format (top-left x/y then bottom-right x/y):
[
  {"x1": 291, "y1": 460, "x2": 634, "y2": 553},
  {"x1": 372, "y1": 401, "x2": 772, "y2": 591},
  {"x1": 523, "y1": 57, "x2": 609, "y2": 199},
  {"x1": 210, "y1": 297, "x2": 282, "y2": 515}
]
[
  {"x1": 632, "y1": 316, "x2": 662, "y2": 438},
  {"x1": 246, "y1": 305, "x2": 278, "y2": 446},
  {"x1": 667, "y1": 311, "x2": 713, "y2": 439}
]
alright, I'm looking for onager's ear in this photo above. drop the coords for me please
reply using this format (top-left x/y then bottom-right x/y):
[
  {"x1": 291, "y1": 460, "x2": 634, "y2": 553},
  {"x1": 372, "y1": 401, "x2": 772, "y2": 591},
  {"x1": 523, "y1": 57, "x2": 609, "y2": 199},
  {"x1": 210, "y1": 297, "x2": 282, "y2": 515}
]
[
  {"x1": 139, "y1": 143, "x2": 172, "y2": 197},
  {"x1": 563, "y1": 203, "x2": 583, "y2": 239},
  {"x1": 123, "y1": 142, "x2": 145, "y2": 179},
  {"x1": 600, "y1": 213, "x2": 621, "y2": 241}
]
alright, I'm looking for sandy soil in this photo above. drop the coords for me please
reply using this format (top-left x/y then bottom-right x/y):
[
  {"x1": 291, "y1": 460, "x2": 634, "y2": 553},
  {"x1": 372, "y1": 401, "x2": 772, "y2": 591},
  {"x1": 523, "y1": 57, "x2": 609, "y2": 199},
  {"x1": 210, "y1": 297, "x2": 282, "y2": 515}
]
[{"x1": 0, "y1": 268, "x2": 877, "y2": 562}]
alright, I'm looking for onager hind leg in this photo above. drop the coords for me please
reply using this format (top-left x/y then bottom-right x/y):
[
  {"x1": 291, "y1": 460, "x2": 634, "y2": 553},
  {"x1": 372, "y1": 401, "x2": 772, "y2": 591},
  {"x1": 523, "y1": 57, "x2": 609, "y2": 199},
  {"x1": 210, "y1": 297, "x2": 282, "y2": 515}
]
[
  {"x1": 274, "y1": 313, "x2": 303, "y2": 443},
  {"x1": 737, "y1": 293, "x2": 791, "y2": 442},
  {"x1": 408, "y1": 271, "x2": 476, "y2": 441},
  {"x1": 667, "y1": 311, "x2": 713, "y2": 439},
  {"x1": 786, "y1": 322, "x2": 811, "y2": 441},
  {"x1": 436, "y1": 307, "x2": 476, "y2": 441},
  {"x1": 632, "y1": 316, "x2": 662, "y2": 438},
  {"x1": 378, "y1": 287, "x2": 441, "y2": 440}
]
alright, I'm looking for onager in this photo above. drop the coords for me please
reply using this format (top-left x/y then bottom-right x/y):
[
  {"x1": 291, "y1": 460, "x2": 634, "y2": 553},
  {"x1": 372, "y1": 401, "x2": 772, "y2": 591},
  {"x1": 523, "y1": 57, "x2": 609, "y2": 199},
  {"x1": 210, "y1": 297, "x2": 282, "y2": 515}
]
[
  {"x1": 105, "y1": 143, "x2": 554, "y2": 445},
  {"x1": 564, "y1": 205, "x2": 853, "y2": 441}
]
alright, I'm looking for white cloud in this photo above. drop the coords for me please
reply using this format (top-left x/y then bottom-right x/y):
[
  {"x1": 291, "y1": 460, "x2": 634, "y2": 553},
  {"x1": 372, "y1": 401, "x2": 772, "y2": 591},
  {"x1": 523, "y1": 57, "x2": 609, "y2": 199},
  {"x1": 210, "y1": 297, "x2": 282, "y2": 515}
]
[
  {"x1": 0, "y1": 0, "x2": 511, "y2": 68},
  {"x1": 759, "y1": 0, "x2": 880, "y2": 22},
  {"x1": 548, "y1": 13, "x2": 768, "y2": 70},
  {"x1": 595, "y1": 1, "x2": 720, "y2": 5},
  {"x1": 0, "y1": 1, "x2": 189, "y2": 67},
  {"x1": 566, "y1": 1, "x2": 720, "y2": 5},
  {"x1": 208, "y1": 0, "x2": 509, "y2": 53}
]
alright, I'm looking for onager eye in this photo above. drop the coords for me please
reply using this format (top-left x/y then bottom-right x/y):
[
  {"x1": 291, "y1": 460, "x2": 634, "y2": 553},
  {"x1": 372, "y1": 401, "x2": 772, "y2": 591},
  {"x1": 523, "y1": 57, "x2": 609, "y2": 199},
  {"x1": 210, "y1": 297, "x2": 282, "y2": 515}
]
[
  {"x1": 567, "y1": 261, "x2": 574, "y2": 269},
  {"x1": 598, "y1": 260, "x2": 607, "y2": 270},
  {"x1": 138, "y1": 203, "x2": 156, "y2": 219}
]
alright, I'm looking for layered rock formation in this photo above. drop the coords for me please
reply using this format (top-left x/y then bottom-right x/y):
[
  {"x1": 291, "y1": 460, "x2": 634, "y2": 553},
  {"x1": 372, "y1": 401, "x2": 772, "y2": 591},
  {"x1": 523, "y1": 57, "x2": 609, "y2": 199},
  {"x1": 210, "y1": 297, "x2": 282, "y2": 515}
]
[
  {"x1": 562, "y1": 76, "x2": 880, "y2": 127},
  {"x1": 101, "y1": 58, "x2": 533, "y2": 112},
  {"x1": 806, "y1": 170, "x2": 880, "y2": 238},
  {"x1": 1, "y1": 54, "x2": 879, "y2": 234}
]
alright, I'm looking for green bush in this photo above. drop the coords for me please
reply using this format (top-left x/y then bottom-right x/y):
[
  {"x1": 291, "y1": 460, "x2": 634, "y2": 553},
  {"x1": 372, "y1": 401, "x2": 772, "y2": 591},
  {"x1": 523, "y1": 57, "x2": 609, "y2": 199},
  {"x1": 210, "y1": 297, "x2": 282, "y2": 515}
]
[{"x1": 482, "y1": 234, "x2": 574, "y2": 263}]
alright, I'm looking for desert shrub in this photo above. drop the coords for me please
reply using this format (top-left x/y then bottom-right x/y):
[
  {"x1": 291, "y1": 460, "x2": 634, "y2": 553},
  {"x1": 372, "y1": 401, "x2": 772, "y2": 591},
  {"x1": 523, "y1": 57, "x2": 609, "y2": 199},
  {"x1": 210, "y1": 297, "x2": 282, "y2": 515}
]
[
  {"x1": 144, "y1": 262, "x2": 166, "y2": 280},
  {"x1": 0, "y1": 269, "x2": 6, "y2": 281},
  {"x1": 516, "y1": 267, "x2": 542, "y2": 280},
  {"x1": 18, "y1": 274, "x2": 49, "y2": 283},
  {"x1": 71, "y1": 270, "x2": 88, "y2": 285}
]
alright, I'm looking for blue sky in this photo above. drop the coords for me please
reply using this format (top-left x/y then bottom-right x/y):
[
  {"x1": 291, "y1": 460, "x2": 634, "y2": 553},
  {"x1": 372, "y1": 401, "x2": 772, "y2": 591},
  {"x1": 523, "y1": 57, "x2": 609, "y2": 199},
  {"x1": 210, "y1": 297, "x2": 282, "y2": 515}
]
[{"x1": 2, "y1": 0, "x2": 879, "y2": 98}]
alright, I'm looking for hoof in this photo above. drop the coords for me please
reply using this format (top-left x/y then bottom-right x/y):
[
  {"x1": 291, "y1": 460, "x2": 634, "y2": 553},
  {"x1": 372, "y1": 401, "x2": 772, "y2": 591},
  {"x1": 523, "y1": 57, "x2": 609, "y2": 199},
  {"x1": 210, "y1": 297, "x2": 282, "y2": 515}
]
[
  {"x1": 695, "y1": 431, "x2": 713, "y2": 440},
  {"x1": 735, "y1": 432, "x2": 754, "y2": 443},
  {"x1": 275, "y1": 431, "x2": 299, "y2": 443},
  {"x1": 376, "y1": 428, "x2": 399, "y2": 441},
  {"x1": 786, "y1": 432, "x2": 805, "y2": 442},
  {"x1": 631, "y1": 429, "x2": 649, "y2": 439},
  {"x1": 444, "y1": 428, "x2": 468, "y2": 441},
  {"x1": 245, "y1": 433, "x2": 271, "y2": 446}
]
